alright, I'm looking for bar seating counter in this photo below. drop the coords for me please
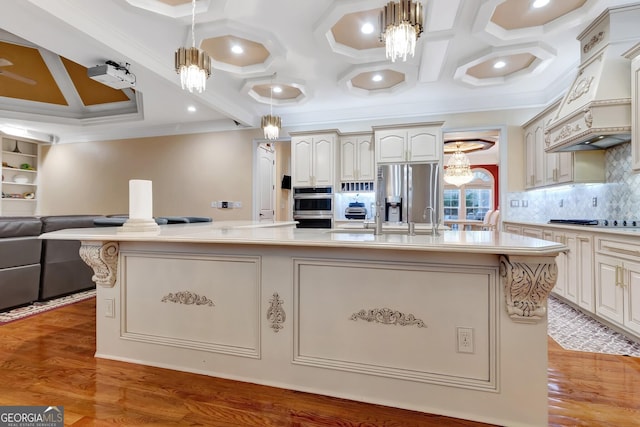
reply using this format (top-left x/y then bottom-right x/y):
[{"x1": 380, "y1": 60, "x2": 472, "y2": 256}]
[{"x1": 41, "y1": 221, "x2": 565, "y2": 427}]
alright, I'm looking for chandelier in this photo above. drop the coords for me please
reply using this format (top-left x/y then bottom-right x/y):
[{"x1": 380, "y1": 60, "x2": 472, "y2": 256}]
[
  {"x1": 444, "y1": 143, "x2": 474, "y2": 187},
  {"x1": 262, "y1": 76, "x2": 281, "y2": 140},
  {"x1": 379, "y1": 0, "x2": 424, "y2": 62},
  {"x1": 175, "y1": 0, "x2": 211, "y2": 93}
]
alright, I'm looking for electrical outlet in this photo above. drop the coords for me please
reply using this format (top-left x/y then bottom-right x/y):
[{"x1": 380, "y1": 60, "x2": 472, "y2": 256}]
[
  {"x1": 592, "y1": 197, "x2": 598, "y2": 207},
  {"x1": 457, "y1": 327, "x2": 474, "y2": 354}
]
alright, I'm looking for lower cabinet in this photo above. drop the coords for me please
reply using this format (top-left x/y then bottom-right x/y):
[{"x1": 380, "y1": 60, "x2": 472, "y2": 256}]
[
  {"x1": 595, "y1": 237, "x2": 640, "y2": 337},
  {"x1": 487, "y1": 222, "x2": 640, "y2": 339}
]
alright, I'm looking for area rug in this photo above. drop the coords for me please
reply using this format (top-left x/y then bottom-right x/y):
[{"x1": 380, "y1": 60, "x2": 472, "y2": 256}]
[
  {"x1": 547, "y1": 295, "x2": 640, "y2": 357},
  {"x1": 0, "y1": 289, "x2": 96, "y2": 324}
]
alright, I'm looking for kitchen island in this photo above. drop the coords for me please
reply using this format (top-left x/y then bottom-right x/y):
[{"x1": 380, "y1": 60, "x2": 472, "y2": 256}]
[{"x1": 41, "y1": 222, "x2": 565, "y2": 427}]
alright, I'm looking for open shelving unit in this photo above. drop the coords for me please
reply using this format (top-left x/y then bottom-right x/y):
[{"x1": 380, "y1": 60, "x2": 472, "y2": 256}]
[{"x1": 1, "y1": 135, "x2": 39, "y2": 216}]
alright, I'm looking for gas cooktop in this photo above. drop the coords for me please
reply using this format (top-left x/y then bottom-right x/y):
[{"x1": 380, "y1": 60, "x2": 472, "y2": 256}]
[{"x1": 548, "y1": 219, "x2": 640, "y2": 228}]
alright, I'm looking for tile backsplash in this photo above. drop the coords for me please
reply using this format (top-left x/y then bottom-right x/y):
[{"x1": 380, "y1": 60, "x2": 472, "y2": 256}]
[{"x1": 505, "y1": 142, "x2": 640, "y2": 222}]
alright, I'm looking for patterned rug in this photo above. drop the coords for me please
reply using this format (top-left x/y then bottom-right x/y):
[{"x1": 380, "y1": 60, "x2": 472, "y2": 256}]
[
  {"x1": 548, "y1": 295, "x2": 640, "y2": 357},
  {"x1": 0, "y1": 289, "x2": 96, "y2": 324}
]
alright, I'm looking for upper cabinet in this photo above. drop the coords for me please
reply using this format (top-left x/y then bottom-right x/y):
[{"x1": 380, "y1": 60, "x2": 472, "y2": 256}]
[
  {"x1": 523, "y1": 102, "x2": 604, "y2": 189},
  {"x1": 626, "y1": 43, "x2": 640, "y2": 171},
  {"x1": 1, "y1": 135, "x2": 39, "y2": 216},
  {"x1": 339, "y1": 133, "x2": 374, "y2": 182},
  {"x1": 291, "y1": 132, "x2": 336, "y2": 187},
  {"x1": 374, "y1": 123, "x2": 443, "y2": 164}
]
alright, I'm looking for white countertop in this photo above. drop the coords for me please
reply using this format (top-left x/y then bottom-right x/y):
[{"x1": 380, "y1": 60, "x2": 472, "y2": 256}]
[
  {"x1": 504, "y1": 220, "x2": 640, "y2": 237},
  {"x1": 41, "y1": 220, "x2": 566, "y2": 256}
]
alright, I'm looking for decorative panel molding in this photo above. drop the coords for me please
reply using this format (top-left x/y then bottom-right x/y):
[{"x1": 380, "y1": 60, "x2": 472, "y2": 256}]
[
  {"x1": 292, "y1": 258, "x2": 498, "y2": 391},
  {"x1": 350, "y1": 308, "x2": 426, "y2": 328},
  {"x1": 266, "y1": 292, "x2": 286, "y2": 332},
  {"x1": 120, "y1": 251, "x2": 261, "y2": 358}
]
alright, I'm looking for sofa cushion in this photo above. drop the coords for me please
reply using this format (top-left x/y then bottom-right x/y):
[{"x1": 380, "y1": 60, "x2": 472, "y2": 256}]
[
  {"x1": 40, "y1": 215, "x2": 105, "y2": 233},
  {"x1": 0, "y1": 216, "x2": 42, "y2": 238}
]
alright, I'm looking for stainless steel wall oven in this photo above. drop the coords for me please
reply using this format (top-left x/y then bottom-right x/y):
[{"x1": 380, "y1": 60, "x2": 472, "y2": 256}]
[{"x1": 293, "y1": 187, "x2": 333, "y2": 228}]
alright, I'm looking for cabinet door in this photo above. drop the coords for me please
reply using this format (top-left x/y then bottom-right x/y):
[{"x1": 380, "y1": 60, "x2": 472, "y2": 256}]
[
  {"x1": 313, "y1": 136, "x2": 334, "y2": 186},
  {"x1": 340, "y1": 138, "x2": 357, "y2": 181},
  {"x1": 595, "y1": 253, "x2": 625, "y2": 326},
  {"x1": 556, "y1": 152, "x2": 573, "y2": 183},
  {"x1": 375, "y1": 130, "x2": 406, "y2": 163},
  {"x1": 533, "y1": 124, "x2": 545, "y2": 187},
  {"x1": 524, "y1": 124, "x2": 537, "y2": 189},
  {"x1": 357, "y1": 137, "x2": 374, "y2": 180},
  {"x1": 577, "y1": 235, "x2": 595, "y2": 312},
  {"x1": 624, "y1": 259, "x2": 640, "y2": 335},
  {"x1": 292, "y1": 137, "x2": 313, "y2": 187},
  {"x1": 503, "y1": 224, "x2": 522, "y2": 234},
  {"x1": 551, "y1": 233, "x2": 567, "y2": 298},
  {"x1": 631, "y1": 54, "x2": 640, "y2": 171},
  {"x1": 407, "y1": 128, "x2": 439, "y2": 162},
  {"x1": 564, "y1": 233, "x2": 579, "y2": 304},
  {"x1": 522, "y1": 227, "x2": 543, "y2": 238}
]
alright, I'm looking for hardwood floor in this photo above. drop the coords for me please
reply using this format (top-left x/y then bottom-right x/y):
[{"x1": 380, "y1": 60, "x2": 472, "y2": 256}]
[{"x1": 1, "y1": 299, "x2": 639, "y2": 426}]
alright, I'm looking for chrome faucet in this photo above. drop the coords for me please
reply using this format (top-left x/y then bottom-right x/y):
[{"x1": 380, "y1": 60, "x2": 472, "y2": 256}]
[{"x1": 424, "y1": 206, "x2": 438, "y2": 236}]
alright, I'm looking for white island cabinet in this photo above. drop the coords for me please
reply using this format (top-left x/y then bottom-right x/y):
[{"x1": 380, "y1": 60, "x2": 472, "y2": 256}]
[{"x1": 41, "y1": 222, "x2": 565, "y2": 427}]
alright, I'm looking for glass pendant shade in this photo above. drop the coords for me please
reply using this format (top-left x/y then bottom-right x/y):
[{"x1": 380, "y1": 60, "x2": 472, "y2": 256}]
[
  {"x1": 175, "y1": 47, "x2": 211, "y2": 93},
  {"x1": 262, "y1": 114, "x2": 281, "y2": 140},
  {"x1": 444, "y1": 148, "x2": 474, "y2": 187},
  {"x1": 379, "y1": 0, "x2": 424, "y2": 62},
  {"x1": 175, "y1": 0, "x2": 211, "y2": 93}
]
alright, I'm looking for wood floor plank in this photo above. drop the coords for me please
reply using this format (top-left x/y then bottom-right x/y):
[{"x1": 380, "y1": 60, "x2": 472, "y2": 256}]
[{"x1": 1, "y1": 298, "x2": 640, "y2": 426}]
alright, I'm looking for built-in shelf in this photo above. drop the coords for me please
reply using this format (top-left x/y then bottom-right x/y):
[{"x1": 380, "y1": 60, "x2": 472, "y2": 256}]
[{"x1": 1, "y1": 135, "x2": 39, "y2": 216}]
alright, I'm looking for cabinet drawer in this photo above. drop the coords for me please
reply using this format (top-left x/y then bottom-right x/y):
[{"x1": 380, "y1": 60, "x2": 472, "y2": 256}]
[{"x1": 596, "y1": 237, "x2": 640, "y2": 260}]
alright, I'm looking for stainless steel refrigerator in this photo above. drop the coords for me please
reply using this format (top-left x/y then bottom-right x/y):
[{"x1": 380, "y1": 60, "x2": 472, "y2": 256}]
[{"x1": 376, "y1": 162, "x2": 440, "y2": 225}]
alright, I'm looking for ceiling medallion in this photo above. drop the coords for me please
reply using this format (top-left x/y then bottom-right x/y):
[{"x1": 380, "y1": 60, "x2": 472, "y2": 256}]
[
  {"x1": 444, "y1": 143, "x2": 474, "y2": 187},
  {"x1": 443, "y1": 138, "x2": 495, "y2": 154},
  {"x1": 379, "y1": 0, "x2": 424, "y2": 62},
  {"x1": 175, "y1": 0, "x2": 211, "y2": 93}
]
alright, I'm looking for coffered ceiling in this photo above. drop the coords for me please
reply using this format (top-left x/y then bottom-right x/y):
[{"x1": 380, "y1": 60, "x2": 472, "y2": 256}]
[{"x1": 0, "y1": 0, "x2": 637, "y2": 143}]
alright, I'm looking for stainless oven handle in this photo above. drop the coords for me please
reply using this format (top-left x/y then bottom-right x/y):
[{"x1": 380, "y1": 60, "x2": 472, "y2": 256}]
[
  {"x1": 293, "y1": 213, "x2": 334, "y2": 219},
  {"x1": 293, "y1": 194, "x2": 333, "y2": 200}
]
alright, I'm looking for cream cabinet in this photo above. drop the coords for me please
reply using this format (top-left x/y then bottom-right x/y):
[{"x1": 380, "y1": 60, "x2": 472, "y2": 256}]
[
  {"x1": 1, "y1": 135, "x2": 39, "y2": 216},
  {"x1": 595, "y1": 237, "x2": 640, "y2": 336},
  {"x1": 339, "y1": 134, "x2": 374, "y2": 182},
  {"x1": 374, "y1": 123, "x2": 443, "y2": 164},
  {"x1": 503, "y1": 222, "x2": 594, "y2": 309},
  {"x1": 626, "y1": 43, "x2": 640, "y2": 171},
  {"x1": 524, "y1": 117, "x2": 545, "y2": 189},
  {"x1": 291, "y1": 132, "x2": 336, "y2": 187},
  {"x1": 523, "y1": 102, "x2": 604, "y2": 189}
]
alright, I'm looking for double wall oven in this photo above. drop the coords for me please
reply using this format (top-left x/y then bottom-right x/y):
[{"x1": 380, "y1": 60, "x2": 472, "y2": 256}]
[{"x1": 293, "y1": 187, "x2": 333, "y2": 228}]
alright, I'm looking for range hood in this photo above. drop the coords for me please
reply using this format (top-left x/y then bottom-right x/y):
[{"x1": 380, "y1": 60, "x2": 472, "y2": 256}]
[{"x1": 545, "y1": 4, "x2": 640, "y2": 153}]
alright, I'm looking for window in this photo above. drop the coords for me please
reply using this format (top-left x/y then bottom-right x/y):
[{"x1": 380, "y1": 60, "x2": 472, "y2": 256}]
[{"x1": 443, "y1": 169, "x2": 494, "y2": 221}]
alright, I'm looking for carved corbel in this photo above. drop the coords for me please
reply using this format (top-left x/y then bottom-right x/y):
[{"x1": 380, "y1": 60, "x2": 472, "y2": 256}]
[
  {"x1": 499, "y1": 255, "x2": 558, "y2": 323},
  {"x1": 79, "y1": 241, "x2": 119, "y2": 288}
]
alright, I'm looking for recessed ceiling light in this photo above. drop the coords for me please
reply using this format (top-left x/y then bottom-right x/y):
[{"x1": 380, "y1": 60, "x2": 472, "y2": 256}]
[
  {"x1": 372, "y1": 74, "x2": 383, "y2": 82},
  {"x1": 231, "y1": 45, "x2": 244, "y2": 54},
  {"x1": 272, "y1": 86, "x2": 283, "y2": 93},
  {"x1": 532, "y1": 0, "x2": 550, "y2": 8},
  {"x1": 493, "y1": 60, "x2": 506, "y2": 69},
  {"x1": 187, "y1": 105, "x2": 196, "y2": 112},
  {"x1": 361, "y1": 22, "x2": 374, "y2": 34}
]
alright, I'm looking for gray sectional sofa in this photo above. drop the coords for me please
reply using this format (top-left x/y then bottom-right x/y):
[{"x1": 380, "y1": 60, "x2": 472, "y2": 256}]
[{"x1": 0, "y1": 215, "x2": 105, "y2": 311}]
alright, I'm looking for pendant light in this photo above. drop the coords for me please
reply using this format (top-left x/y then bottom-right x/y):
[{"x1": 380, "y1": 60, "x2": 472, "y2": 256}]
[
  {"x1": 444, "y1": 142, "x2": 474, "y2": 187},
  {"x1": 379, "y1": 0, "x2": 424, "y2": 63},
  {"x1": 262, "y1": 75, "x2": 281, "y2": 140},
  {"x1": 175, "y1": 0, "x2": 211, "y2": 93}
]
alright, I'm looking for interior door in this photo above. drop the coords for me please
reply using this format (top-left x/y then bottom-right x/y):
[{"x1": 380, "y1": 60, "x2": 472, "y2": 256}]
[{"x1": 257, "y1": 143, "x2": 275, "y2": 222}]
